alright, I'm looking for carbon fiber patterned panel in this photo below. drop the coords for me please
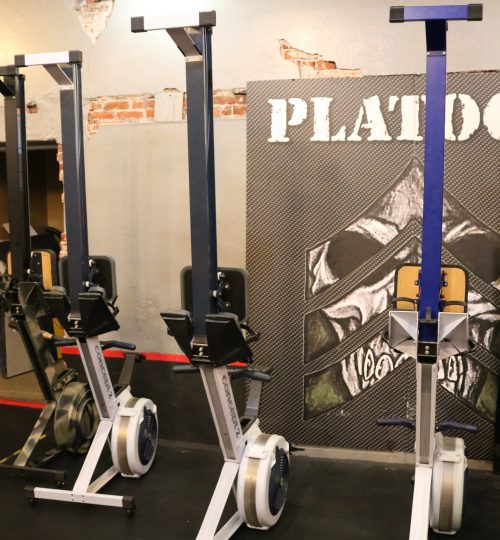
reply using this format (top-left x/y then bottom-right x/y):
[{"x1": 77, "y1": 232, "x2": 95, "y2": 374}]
[{"x1": 247, "y1": 73, "x2": 499, "y2": 460}]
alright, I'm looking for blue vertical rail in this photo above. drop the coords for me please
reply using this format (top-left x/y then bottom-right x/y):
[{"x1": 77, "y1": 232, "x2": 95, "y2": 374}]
[
  {"x1": 390, "y1": 4, "x2": 482, "y2": 341},
  {"x1": 419, "y1": 22, "x2": 447, "y2": 325}
]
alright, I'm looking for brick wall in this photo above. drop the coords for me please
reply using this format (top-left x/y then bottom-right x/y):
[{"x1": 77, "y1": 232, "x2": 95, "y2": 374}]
[
  {"x1": 212, "y1": 89, "x2": 247, "y2": 117},
  {"x1": 279, "y1": 39, "x2": 362, "y2": 78},
  {"x1": 87, "y1": 94, "x2": 155, "y2": 134},
  {"x1": 74, "y1": 0, "x2": 114, "y2": 44},
  {"x1": 88, "y1": 89, "x2": 248, "y2": 132},
  {"x1": 85, "y1": 38, "x2": 360, "y2": 132}
]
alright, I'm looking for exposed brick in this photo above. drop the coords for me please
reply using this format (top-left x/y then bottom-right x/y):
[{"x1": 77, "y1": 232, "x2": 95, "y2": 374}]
[
  {"x1": 297, "y1": 60, "x2": 317, "y2": 68},
  {"x1": 103, "y1": 100, "x2": 130, "y2": 110},
  {"x1": 284, "y1": 49, "x2": 318, "y2": 61},
  {"x1": 213, "y1": 94, "x2": 237, "y2": 105},
  {"x1": 88, "y1": 87, "x2": 249, "y2": 131},
  {"x1": 89, "y1": 110, "x2": 115, "y2": 121},
  {"x1": 131, "y1": 98, "x2": 148, "y2": 109},
  {"x1": 115, "y1": 110, "x2": 144, "y2": 120},
  {"x1": 88, "y1": 93, "x2": 155, "y2": 132},
  {"x1": 316, "y1": 59, "x2": 337, "y2": 70},
  {"x1": 279, "y1": 38, "x2": 361, "y2": 79},
  {"x1": 74, "y1": 0, "x2": 114, "y2": 44},
  {"x1": 232, "y1": 104, "x2": 247, "y2": 116}
]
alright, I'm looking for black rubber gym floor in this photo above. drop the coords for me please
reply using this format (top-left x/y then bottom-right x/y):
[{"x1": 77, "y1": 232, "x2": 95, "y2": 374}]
[{"x1": 0, "y1": 405, "x2": 499, "y2": 540}]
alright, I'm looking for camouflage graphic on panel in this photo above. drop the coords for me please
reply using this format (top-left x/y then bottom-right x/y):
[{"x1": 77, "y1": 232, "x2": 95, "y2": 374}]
[{"x1": 247, "y1": 73, "x2": 500, "y2": 459}]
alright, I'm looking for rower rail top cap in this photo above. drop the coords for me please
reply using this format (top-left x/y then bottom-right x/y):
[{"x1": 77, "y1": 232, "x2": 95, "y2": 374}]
[
  {"x1": 0, "y1": 65, "x2": 19, "y2": 77},
  {"x1": 14, "y1": 50, "x2": 82, "y2": 67},
  {"x1": 390, "y1": 4, "x2": 482, "y2": 23},
  {"x1": 131, "y1": 11, "x2": 216, "y2": 33}
]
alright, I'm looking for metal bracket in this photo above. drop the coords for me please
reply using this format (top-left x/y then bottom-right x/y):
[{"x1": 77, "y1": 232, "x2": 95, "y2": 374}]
[
  {"x1": 15, "y1": 51, "x2": 82, "y2": 89},
  {"x1": 437, "y1": 312, "x2": 469, "y2": 360},
  {"x1": 388, "y1": 310, "x2": 418, "y2": 358},
  {"x1": 167, "y1": 28, "x2": 202, "y2": 60},
  {"x1": 43, "y1": 65, "x2": 73, "y2": 88}
]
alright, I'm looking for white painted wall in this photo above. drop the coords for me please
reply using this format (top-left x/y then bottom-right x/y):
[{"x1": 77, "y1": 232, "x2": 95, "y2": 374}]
[{"x1": 0, "y1": 0, "x2": 498, "y2": 352}]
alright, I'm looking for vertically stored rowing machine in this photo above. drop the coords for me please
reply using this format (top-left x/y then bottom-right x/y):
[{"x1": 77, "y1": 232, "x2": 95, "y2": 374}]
[
  {"x1": 0, "y1": 65, "x2": 98, "y2": 484},
  {"x1": 15, "y1": 51, "x2": 158, "y2": 513},
  {"x1": 378, "y1": 5, "x2": 483, "y2": 539},
  {"x1": 131, "y1": 12, "x2": 290, "y2": 539}
]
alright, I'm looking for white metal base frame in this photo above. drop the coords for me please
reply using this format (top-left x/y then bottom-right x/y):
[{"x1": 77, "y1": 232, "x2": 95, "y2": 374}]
[
  {"x1": 197, "y1": 461, "x2": 242, "y2": 540},
  {"x1": 196, "y1": 366, "x2": 289, "y2": 540},
  {"x1": 30, "y1": 419, "x2": 125, "y2": 508},
  {"x1": 410, "y1": 465, "x2": 433, "y2": 540},
  {"x1": 27, "y1": 337, "x2": 156, "y2": 511},
  {"x1": 409, "y1": 435, "x2": 467, "y2": 539}
]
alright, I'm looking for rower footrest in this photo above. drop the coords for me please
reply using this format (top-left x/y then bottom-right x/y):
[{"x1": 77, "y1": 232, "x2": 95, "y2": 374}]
[
  {"x1": 43, "y1": 288, "x2": 71, "y2": 332},
  {"x1": 78, "y1": 292, "x2": 119, "y2": 337},
  {"x1": 205, "y1": 313, "x2": 253, "y2": 366},
  {"x1": 161, "y1": 310, "x2": 194, "y2": 359}
]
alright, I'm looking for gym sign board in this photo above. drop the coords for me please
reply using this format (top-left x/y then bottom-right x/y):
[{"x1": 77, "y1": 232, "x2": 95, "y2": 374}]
[
  {"x1": 246, "y1": 72, "x2": 499, "y2": 460},
  {"x1": 267, "y1": 92, "x2": 500, "y2": 143}
]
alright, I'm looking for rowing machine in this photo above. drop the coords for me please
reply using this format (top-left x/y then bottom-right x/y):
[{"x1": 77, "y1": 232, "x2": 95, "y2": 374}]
[
  {"x1": 15, "y1": 50, "x2": 158, "y2": 512},
  {"x1": 132, "y1": 12, "x2": 290, "y2": 539},
  {"x1": 0, "y1": 65, "x2": 98, "y2": 484},
  {"x1": 379, "y1": 5, "x2": 483, "y2": 539}
]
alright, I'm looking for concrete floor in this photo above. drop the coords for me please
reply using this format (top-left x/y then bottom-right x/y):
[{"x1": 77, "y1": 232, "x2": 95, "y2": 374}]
[
  {"x1": 0, "y1": 404, "x2": 499, "y2": 540},
  {"x1": 0, "y1": 370, "x2": 42, "y2": 402}
]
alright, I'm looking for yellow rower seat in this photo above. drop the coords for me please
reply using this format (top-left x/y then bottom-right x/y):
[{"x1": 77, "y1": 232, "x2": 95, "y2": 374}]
[{"x1": 393, "y1": 263, "x2": 467, "y2": 313}]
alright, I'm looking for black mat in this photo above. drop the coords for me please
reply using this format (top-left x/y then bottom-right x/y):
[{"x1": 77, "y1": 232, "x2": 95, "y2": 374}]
[{"x1": 0, "y1": 406, "x2": 499, "y2": 539}]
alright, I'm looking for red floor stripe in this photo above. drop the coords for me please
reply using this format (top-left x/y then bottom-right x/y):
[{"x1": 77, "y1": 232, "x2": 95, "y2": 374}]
[
  {"x1": 1, "y1": 348, "x2": 248, "y2": 410},
  {"x1": 0, "y1": 398, "x2": 45, "y2": 410},
  {"x1": 60, "y1": 346, "x2": 190, "y2": 363},
  {"x1": 60, "y1": 347, "x2": 245, "y2": 366}
]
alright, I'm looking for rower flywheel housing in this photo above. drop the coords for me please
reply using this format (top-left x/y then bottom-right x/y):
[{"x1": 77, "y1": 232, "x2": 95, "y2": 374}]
[
  {"x1": 110, "y1": 396, "x2": 158, "y2": 477},
  {"x1": 430, "y1": 433, "x2": 467, "y2": 535},
  {"x1": 237, "y1": 430, "x2": 290, "y2": 530}
]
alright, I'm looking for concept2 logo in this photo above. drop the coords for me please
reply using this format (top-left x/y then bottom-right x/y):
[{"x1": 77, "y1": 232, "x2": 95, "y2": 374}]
[
  {"x1": 95, "y1": 343, "x2": 114, "y2": 401},
  {"x1": 222, "y1": 374, "x2": 241, "y2": 438}
]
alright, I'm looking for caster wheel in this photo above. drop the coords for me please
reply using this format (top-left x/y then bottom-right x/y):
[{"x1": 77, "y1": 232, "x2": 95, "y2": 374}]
[
  {"x1": 29, "y1": 498, "x2": 38, "y2": 506},
  {"x1": 125, "y1": 508, "x2": 135, "y2": 517},
  {"x1": 237, "y1": 431, "x2": 290, "y2": 530},
  {"x1": 55, "y1": 480, "x2": 65, "y2": 488},
  {"x1": 111, "y1": 395, "x2": 158, "y2": 477},
  {"x1": 430, "y1": 433, "x2": 466, "y2": 534}
]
